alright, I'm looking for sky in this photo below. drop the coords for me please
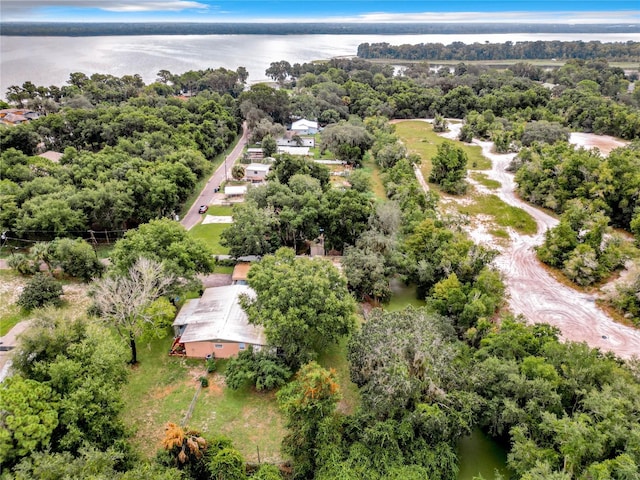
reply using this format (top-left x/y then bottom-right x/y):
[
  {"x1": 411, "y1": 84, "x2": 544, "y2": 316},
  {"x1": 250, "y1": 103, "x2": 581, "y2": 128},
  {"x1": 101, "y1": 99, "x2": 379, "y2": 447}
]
[{"x1": 1, "y1": 0, "x2": 639, "y2": 24}]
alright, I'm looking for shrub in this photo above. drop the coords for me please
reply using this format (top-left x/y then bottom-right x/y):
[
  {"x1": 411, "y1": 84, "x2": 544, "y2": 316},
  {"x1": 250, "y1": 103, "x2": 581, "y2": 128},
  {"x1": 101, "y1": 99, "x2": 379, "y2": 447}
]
[
  {"x1": 208, "y1": 448, "x2": 245, "y2": 480},
  {"x1": 51, "y1": 237, "x2": 104, "y2": 281},
  {"x1": 199, "y1": 376, "x2": 209, "y2": 388},
  {"x1": 205, "y1": 358, "x2": 217, "y2": 373},
  {"x1": 225, "y1": 348, "x2": 292, "y2": 391},
  {"x1": 252, "y1": 464, "x2": 283, "y2": 479},
  {"x1": 7, "y1": 253, "x2": 39, "y2": 275},
  {"x1": 17, "y1": 273, "x2": 63, "y2": 310}
]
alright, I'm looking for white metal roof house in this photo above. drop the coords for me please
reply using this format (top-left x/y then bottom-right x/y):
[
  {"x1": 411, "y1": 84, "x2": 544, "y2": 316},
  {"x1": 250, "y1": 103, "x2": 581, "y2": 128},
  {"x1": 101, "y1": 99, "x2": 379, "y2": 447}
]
[
  {"x1": 245, "y1": 163, "x2": 271, "y2": 182},
  {"x1": 290, "y1": 119, "x2": 319, "y2": 135},
  {"x1": 171, "y1": 285, "x2": 266, "y2": 358},
  {"x1": 276, "y1": 134, "x2": 315, "y2": 147}
]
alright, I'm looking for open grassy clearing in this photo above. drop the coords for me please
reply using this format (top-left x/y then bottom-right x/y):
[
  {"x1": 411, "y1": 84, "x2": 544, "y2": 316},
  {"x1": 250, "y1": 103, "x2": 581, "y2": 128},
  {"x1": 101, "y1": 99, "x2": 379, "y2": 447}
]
[
  {"x1": 459, "y1": 194, "x2": 537, "y2": 236},
  {"x1": 189, "y1": 364, "x2": 286, "y2": 464},
  {"x1": 120, "y1": 334, "x2": 211, "y2": 458},
  {"x1": 120, "y1": 331, "x2": 365, "y2": 464},
  {"x1": 317, "y1": 337, "x2": 361, "y2": 415},
  {"x1": 470, "y1": 172, "x2": 501, "y2": 190},
  {"x1": 394, "y1": 121, "x2": 489, "y2": 183},
  {"x1": 0, "y1": 271, "x2": 25, "y2": 335},
  {"x1": 206, "y1": 205, "x2": 235, "y2": 216},
  {"x1": 189, "y1": 223, "x2": 231, "y2": 255},
  {"x1": 121, "y1": 334, "x2": 287, "y2": 462},
  {"x1": 361, "y1": 155, "x2": 387, "y2": 201}
]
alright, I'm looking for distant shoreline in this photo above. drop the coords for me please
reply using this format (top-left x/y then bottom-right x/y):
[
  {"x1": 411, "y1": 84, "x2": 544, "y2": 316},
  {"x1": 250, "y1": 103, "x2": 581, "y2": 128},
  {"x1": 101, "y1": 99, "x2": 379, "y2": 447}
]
[{"x1": 2, "y1": 22, "x2": 639, "y2": 37}]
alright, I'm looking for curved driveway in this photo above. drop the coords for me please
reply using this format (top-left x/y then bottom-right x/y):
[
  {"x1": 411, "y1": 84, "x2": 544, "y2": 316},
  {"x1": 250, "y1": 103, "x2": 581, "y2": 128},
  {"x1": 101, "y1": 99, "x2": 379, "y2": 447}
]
[
  {"x1": 401, "y1": 119, "x2": 640, "y2": 360},
  {"x1": 181, "y1": 122, "x2": 248, "y2": 231}
]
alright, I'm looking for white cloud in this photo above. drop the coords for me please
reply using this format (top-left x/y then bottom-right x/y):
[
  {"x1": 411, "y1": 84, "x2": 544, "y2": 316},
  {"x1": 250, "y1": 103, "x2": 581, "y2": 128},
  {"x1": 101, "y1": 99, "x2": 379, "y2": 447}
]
[
  {"x1": 100, "y1": 1, "x2": 208, "y2": 12},
  {"x1": 1, "y1": 0, "x2": 208, "y2": 18},
  {"x1": 320, "y1": 10, "x2": 640, "y2": 24}
]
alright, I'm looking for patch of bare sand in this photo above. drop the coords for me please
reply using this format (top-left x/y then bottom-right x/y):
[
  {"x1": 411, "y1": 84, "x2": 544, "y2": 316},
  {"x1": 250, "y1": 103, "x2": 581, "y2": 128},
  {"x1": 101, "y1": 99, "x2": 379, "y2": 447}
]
[
  {"x1": 569, "y1": 132, "x2": 629, "y2": 156},
  {"x1": 0, "y1": 274, "x2": 24, "y2": 319}
]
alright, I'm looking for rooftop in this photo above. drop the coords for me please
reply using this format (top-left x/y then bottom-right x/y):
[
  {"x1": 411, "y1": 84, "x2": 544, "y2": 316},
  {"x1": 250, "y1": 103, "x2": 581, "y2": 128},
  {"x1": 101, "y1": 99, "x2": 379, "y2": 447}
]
[
  {"x1": 232, "y1": 262, "x2": 251, "y2": 282},
  {"x1": 246, "y1": 163, "x2": 271, "y2": 172},
  {"x1": 173, "y1": 285, "x2": 265, "y2": 345}
]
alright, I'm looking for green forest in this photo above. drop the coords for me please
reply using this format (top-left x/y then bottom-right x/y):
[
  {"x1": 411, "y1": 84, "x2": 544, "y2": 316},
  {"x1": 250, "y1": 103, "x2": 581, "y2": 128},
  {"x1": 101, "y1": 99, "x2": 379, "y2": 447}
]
[
  {"x1": 1, "y1": 49, "x2": 640, "y2": 480},
  {"x1": 357, "y1": 40, "x2": 640, "y2": 62}
]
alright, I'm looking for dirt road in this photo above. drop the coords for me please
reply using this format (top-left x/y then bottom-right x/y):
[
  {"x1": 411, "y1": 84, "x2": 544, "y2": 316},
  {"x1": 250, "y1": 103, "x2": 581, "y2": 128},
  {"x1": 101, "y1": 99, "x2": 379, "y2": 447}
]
[
  {"x1": 412, "y1": 119, "x2": 640, "y2": 360},
  {"x1": 181, "y1": 123, "x2": 248, "y2": 231}
]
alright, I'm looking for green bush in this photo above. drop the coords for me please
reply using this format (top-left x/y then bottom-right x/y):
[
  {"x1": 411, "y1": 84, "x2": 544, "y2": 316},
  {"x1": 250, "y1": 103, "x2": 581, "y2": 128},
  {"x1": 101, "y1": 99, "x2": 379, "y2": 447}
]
[
  {"x1": 252, "y1": 464, "x2": 283, "y2": 480},
  {"x1": 208, "y1": 448, "x2": 245, "y2": 480},
  {"x1": 7, "y1": 253, "x2": 39, "y2": 275},
  {"x1": 205, "y1": 358, "x2": 217, "y2": 373},
  {"x1": 224, "y1": 348, "x2": 292, "y2": 391},
  {"x1": 199, "y1": 376, "x2": 209, "y2": 388},
  {"x1": 17, "y1": 273, "x2": 63, "y2": 310}
]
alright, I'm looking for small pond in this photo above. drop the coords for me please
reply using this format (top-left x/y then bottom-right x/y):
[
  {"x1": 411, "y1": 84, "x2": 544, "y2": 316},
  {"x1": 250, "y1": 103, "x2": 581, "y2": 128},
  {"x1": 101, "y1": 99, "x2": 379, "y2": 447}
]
[
  {"x1": 384, "y1": 279, "x2": 426, "y2": 312},
  {"x1": 457, "y1": 428, "x2": 512, "y2": 480}
]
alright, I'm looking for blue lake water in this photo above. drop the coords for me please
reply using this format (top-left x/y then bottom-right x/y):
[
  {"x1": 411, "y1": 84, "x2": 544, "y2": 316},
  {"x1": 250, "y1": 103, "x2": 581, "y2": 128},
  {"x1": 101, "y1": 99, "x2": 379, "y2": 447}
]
[{"x1": 2, "y1": 32, "x2": 638, "y2": 99}]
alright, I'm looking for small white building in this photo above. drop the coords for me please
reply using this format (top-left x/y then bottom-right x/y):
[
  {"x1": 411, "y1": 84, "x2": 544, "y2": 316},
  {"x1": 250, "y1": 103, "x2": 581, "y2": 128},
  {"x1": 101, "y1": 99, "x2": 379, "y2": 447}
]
[
  {"x1": 245, "y1": 163, "x2": 271, "y2": 183},
  {"x1": 224, "y1": 185, "x2": 248, "y2": 198},
  {"x1": 277, "y1": 146, "x2": 310, "y2": 156},
  {"x1": 291, "y1": 119, "x2": 319, "y2": 135},
  {"x1": 171, "y1": 285, "x2": 266, "y2": 359}
]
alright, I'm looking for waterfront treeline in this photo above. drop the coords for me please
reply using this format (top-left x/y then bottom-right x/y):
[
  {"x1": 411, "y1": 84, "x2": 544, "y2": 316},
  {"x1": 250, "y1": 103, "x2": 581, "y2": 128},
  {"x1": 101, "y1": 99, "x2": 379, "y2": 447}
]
[
  {"x1": 2, "y1": 22, "x2": 639, "y2": 36},
  {"x1": 358, "y1": 40, "x2": 640, "y2": 62}
]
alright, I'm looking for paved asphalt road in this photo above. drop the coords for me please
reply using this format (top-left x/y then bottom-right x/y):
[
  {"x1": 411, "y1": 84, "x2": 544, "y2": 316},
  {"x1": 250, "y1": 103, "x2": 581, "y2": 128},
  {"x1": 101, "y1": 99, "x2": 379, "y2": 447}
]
[{"x1": 181, "y1": 122, "x2": 248, "y2": 231}]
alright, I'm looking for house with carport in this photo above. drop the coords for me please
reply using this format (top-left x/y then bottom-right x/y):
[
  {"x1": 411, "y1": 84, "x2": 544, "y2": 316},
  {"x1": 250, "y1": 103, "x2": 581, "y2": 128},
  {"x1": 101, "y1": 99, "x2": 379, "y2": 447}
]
[{"x1": 171, "y1": 285, "x2": 266, "y2": 359}]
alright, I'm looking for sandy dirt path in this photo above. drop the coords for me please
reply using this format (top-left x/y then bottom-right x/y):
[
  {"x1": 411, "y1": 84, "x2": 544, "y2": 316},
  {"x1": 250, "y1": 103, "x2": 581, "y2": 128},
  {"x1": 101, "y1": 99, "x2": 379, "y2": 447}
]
[{"x1": 408, "y1": 119, "x2": 640, "y2": 359}]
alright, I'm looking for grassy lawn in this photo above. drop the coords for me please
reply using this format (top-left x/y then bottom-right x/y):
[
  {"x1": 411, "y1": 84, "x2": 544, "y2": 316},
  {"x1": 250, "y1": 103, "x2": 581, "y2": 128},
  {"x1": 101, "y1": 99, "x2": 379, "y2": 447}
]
[
  {"x1": 361, "y1": 155, "x2": 387, "y2": 201},
  {"x1": 190, "y1": 223, "x2": 231, "y2": 255},
  {"x1": 1, "y1": 308, "x2": 22, "y2": 336},
  {"x1": 121, "y1": 333, "x2": 287, "y2": 462},
  {"x1": 206, "y1": 205, "x2": 235, "y2": 216},
  {"x1": 459, "y1": 194, "x2": 537, "y2": 235},
  {"x1": 120, "y1": 332, "x2": 363, "y2": 465},
  {"x1": 212, "y1": 264, "x2": 234, "y2": 274},
  {"x1": 120, "y1": 334, "x2": 209, "y2": 458},
  {"x1": 394, "y1": 121, "x2": 490, "y2": 184},
  {"x1": 190, "y1": 368, "x2": 286, "y2": 464},
  {"x1": 470, "y1": 172, "x2": 501, "y2": 190},
  {"x1": 317, "y1": 337, "x2": 361, "y2": 415}
]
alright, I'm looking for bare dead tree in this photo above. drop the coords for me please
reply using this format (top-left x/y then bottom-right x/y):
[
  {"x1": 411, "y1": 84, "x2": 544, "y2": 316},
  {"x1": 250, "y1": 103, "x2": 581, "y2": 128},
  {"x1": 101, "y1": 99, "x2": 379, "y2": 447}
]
[{"x1": 91, "y1": 257, "x2": 176, "y2": 364}]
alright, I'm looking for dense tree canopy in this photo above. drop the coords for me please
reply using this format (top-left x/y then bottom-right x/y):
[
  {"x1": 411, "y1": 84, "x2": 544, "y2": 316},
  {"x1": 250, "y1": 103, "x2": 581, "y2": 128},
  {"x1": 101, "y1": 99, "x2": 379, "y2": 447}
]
[
  {"x1": 110, "y1": 218, "x2": 214, "y2": 278},
  {"x1": 241, "y1": 248, "x2": 356, "y2": 367},
  {"x1": 10, "y1": 314, "x2": 129, "y2": 458}
]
